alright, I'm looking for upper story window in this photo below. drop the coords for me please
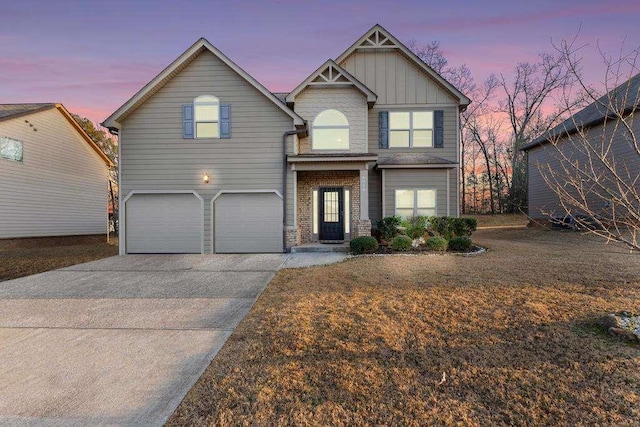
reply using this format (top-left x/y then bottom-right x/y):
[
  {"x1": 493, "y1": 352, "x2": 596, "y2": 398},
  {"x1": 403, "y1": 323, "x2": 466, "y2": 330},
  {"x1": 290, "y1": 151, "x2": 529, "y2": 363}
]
[
  {"x1": 389, "y1": 112, "x2": 433, "y2": 148},
  {"x1": 0, "y1": 137, "x2": 23, "y2": 162},
  {"x1": 194, "y1": 95, "x2": 220, "y2": 138},
  {"x1": 312, "y1": 109, "x2": 349, "y2": 150}
]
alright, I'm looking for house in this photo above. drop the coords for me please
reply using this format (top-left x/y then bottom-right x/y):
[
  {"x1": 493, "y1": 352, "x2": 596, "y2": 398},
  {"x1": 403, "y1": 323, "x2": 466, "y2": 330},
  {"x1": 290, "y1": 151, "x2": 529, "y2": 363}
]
[
  {"x1": 522, "y1": 73, "x2": 640, "y2": 221},
  {"x1": 0, "y1": 103, "x2": 113, "y2": 238},
  {"x1": 103, "y1": 24, "x2": 470, "y2": 254}
]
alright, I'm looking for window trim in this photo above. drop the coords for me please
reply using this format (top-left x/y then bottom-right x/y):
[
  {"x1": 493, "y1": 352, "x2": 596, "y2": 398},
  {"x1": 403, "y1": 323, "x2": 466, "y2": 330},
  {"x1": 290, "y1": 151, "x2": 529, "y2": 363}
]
[
  {"x1": 394, "y1": 188, "x2": 437, "y2": 218},
  {"x1": 194, "y1": 95, "x2": 220, "y2": 139},
  {"x1": 312, "y1": 109, "x2": 350, "y2": 150},
  {"x1": 0, "y1": 137, "x2": 24, "y2": 163},
  {"x1": 389, "y1": 111, "x2": 434, "y2": 148}
]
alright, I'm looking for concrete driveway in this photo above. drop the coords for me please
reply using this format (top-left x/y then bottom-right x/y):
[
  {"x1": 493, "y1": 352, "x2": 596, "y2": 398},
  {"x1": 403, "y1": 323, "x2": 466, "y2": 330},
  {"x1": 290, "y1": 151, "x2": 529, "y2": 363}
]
[{"x1": 0, "y1": 254, "x2": 288, "y2": 426}]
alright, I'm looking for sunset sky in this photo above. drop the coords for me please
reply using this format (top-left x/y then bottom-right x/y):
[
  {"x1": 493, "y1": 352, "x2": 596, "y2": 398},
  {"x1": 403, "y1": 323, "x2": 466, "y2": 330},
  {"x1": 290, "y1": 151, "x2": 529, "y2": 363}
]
[{"x1": 2, "y1": 0, "x2": 639, "y2": 125}]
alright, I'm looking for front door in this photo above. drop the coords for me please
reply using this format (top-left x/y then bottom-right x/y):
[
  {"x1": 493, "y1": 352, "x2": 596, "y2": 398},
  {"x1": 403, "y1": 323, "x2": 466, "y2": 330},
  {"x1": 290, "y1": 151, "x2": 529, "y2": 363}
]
[{"x1": 319, "y1": 187, "x2": 344, "y2": 242}]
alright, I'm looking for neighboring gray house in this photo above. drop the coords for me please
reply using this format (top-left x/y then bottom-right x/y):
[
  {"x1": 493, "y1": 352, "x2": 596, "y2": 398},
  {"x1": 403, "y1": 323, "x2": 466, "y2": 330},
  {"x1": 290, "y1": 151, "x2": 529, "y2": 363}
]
[
  {"x1": 0, "y1": 103, "x2": 113, "y2": 238},
  {"x1": 522, "y1": 73, "x2": 640, "y2": 220},
  {"x1": 103, "y1": 24, "x2": 470, "y2": 254}
]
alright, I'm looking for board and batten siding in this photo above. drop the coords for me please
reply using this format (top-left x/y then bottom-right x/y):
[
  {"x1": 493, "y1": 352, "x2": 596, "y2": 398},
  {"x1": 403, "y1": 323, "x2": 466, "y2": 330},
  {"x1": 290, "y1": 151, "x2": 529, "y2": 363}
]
[
  {"x1": 383, "y1": 169, "x2": 455, "y2": 218},
  {"x1": 339, "y1": 50, "x2": 458, "y2": 105},
  {"x1": 119, "y1": 50, "x2": 295, "y2": 253},
  {"x1": 0, "y1": 108, "x2": 108, "y2": 238},
  {"x1": 527, "y1": 118, "x2": 640, "y2": 219},
  {"x1": 294, "y1": 87, "x2": 368, "y2": 153}
]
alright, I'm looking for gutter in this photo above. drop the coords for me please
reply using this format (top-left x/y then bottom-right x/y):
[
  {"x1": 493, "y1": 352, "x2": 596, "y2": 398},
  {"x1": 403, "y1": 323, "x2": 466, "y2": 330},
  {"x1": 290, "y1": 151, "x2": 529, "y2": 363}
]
[{"x1": 282, "y1": 127, "x2": 307, "y2": 252}]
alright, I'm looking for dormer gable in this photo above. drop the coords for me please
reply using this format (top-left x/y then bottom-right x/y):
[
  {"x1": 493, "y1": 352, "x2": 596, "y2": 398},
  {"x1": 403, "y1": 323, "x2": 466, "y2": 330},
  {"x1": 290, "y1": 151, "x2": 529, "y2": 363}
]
[{"x1": 286, "y1": 60, "x2": 377, "y2": 107}]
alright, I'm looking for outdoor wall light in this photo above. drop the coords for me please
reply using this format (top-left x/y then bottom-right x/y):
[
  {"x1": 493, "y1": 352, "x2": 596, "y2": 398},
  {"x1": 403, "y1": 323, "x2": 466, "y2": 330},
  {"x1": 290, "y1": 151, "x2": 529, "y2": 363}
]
[{"x1": 203, "y1": 173, "x2": 210, "y2": 184}]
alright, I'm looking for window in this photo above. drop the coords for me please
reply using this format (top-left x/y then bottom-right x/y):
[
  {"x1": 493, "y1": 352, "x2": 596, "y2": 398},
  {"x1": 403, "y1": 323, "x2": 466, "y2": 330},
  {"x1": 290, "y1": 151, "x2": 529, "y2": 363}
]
[
  {"x1": 389, "y1": 111, "x2": 433, "y2": 148},
  {"x1": 194, "y1": 95, "x2": 219, "y2": 138},
  {"x1": 312, "y1": 109, "x2": 349, "y2": 150},
  {"x1": 0, "y1": 137, "x2": 23, "y2": 162},
  {"x1": 395, "y1": 189, "x2": 436, "y2": 218}
]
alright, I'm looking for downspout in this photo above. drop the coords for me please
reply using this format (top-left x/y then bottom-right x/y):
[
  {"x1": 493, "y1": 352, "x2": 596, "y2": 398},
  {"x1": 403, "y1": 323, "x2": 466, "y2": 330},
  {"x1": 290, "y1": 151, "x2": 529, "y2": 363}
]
[{"x1": 282, "y1": 128, "x2": 307, "y2": 252}]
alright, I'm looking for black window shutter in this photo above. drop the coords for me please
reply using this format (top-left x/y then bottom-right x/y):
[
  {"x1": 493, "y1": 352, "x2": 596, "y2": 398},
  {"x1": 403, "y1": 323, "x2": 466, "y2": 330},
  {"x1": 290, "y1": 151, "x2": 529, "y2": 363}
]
[
  {"x1": 379, "y1": 111, "x2": 389, "y2": 149},
  {"x1": 434, "y1": 110, "x2": 444, "y2": 148}
]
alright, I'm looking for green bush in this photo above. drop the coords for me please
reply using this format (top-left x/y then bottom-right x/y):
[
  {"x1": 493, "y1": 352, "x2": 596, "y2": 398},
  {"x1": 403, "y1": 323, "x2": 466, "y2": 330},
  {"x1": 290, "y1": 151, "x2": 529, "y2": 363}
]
[
  {"x1": 448, "y1": 236, "x2": 473, "y2": 251},
  {"x1": 349, "y1": 236, "x2": 379, "y2": 255},
  {"x1": 428, "y1": 216, "x2": 477, "y2": 240},
  {"x1": 426, "y1": 236, "x2": 448, "y2": 251},
  {"x1": 377, "y1": 216, "x2": 402, "y2": 241},
  {"x1": 403, "y1": 216, "x2": 428, "y2": 239},
  {"x1": 391, "y1": 235, "x2": 413, "y2": 251}
]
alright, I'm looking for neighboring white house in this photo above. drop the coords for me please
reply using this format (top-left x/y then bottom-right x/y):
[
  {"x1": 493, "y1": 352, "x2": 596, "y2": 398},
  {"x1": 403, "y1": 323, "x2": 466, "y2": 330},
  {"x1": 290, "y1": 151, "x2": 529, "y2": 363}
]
[{"x1": 0, "y1": 103, "x2": 114, "y2": 238}]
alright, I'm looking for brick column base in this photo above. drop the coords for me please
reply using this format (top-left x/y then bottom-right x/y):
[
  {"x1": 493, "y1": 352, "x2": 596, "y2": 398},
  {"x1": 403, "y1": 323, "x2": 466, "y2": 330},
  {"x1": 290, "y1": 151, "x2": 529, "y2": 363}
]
[
  {"x1": 285, "y1": 227, "x2": 300, "y2": 251},
  {"x1": 354, "y1": 219, "x2": 372, "y2": 238}
]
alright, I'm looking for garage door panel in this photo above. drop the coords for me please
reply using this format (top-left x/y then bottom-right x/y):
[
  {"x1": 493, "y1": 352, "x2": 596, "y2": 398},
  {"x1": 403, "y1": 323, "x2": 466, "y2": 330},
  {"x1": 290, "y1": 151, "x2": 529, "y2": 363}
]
[
  {"x1": 126, "y1": 194, "x2": 202, "y2": 254},
  {"x1": 214, "y1": 193, "x2": 282, "y2": 253}
]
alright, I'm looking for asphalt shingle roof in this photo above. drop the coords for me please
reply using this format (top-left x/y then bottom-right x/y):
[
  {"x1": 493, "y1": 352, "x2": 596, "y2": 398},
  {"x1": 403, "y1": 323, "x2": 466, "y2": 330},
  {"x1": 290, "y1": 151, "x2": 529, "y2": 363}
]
[
  {"x1": 377, "y1": 153, "x2": 456, "y2": 166},
  {"x1": 523, "y1": 72, "x2": 640, "y2": 150},
  {"x1": 0, "y1": 103, "x2": 56, "y2": 121}
]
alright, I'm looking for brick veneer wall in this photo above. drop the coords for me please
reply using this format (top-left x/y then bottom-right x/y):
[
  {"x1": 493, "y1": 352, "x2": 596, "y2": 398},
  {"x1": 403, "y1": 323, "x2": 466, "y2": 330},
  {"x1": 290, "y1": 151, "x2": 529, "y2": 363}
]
[{"x1": 296, "y1": 170, "x2": 371, "y2": 244}]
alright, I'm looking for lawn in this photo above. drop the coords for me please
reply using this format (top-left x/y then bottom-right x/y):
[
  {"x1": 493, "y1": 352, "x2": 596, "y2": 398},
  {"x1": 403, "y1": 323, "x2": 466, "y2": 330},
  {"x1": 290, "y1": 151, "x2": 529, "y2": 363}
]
[
  {"x1": 168, "y1": 227, "x2": 640, "y2": 426},
  {"x1": 0, "y1": 235, "x2": 118, "y2": 281}
]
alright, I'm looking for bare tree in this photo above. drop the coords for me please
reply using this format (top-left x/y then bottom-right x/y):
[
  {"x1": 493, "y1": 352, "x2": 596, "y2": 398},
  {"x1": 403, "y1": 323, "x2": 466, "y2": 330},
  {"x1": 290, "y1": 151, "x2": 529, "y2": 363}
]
[{"x1": 534, "y1": 41, "x2": 640, "y2": 251}]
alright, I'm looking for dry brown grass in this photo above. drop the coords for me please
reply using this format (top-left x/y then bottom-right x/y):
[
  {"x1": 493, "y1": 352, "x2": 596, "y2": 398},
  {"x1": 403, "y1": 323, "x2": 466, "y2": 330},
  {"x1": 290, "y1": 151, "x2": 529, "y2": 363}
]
[
  {"x1": 0, "y1": 235, "x2": 118, "y2": 281},
  {"x1": 469, "y1": 213, "x2": 529, "y2": 228},
  {"x1": 168, "y1": 228, "x2": 640, "y2": 426}
]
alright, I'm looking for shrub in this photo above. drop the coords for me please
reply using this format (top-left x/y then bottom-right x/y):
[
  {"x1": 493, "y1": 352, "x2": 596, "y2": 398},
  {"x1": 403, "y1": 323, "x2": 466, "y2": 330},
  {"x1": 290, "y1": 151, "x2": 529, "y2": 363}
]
[
  {"x1": 428, "y1": 216, "x2": 477, "y2": 239},
  {"x1": 349, "y1": 236, "x2": 379, "y2": 255},
  {"x1": 377, "y1": 216, "x2": 403, "y2": 241},
  {"x1": 403, "y1": 216, "x2": 428, "y2": 239},
  {"x1": 391, "y1": 235, "x2": 413, "y2": 251},
  {"x1": 426, "y1": 236, "x2": 448, "y2": 251},
  {"x1": 448, "y1": 236, "x2": 473, "y2": 251}
]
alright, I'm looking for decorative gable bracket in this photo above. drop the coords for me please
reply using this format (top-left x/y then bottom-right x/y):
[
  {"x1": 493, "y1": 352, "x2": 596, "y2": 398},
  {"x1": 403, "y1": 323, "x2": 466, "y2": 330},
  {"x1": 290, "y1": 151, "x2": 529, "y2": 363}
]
[{"x1": 358, "y1": 30, "x2": 398, "y2": 49}]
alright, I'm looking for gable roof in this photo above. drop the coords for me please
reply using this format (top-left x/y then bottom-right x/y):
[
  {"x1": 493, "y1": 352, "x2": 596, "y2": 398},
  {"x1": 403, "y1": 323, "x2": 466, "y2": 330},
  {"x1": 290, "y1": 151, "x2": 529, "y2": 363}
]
[
  {"x1": 102, "y1": 38, "x2": 305, "y2": 131},
  {"x1": 0, "y1": 103, "x2": 56, "y2": 121},
  {"x1": 522, "y1": 72, "x2": 640, "y2": 151},
  {"x1": 334, "y1": 24, "x2": 470, "y2": 107},
  {"x1": 285, "y1": 59, "x2": 377, "y2": 106},
  {"x1": 0, "y1": 103, "x2": 113, "y2": 167}
]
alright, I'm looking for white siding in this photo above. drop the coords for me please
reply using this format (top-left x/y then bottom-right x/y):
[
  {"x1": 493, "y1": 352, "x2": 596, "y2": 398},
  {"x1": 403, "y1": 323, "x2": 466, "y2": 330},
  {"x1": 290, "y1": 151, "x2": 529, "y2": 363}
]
[
  {"x1": 294, "y1": 87, "x2": 368, "y2": 153},
  {"x1": 119, "y1": 50, "x2": 295, "y2": 253},
  {"x1": 0, "y1": 108, "x2": 108, "y2": 238}
]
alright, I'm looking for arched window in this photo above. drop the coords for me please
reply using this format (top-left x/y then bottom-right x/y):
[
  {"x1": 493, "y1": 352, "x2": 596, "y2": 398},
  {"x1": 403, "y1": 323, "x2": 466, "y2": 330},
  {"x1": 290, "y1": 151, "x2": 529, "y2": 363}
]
[
  {"x1": 194, "y1": 95, "x2": 219, "y2": 138},
  {"x1": 312, "y1": 109, "x2": 349, "y2": 150}
]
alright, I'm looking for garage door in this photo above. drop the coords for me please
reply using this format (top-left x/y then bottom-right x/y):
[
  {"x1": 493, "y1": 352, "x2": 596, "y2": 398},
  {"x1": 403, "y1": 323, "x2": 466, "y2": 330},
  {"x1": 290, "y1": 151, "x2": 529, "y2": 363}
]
[
  {"x1": 126, "y1": 193, "x2": 202, "y2": 254},
  {"x1": 214, "y1": 192, "x2": 282, "y2": 253}
]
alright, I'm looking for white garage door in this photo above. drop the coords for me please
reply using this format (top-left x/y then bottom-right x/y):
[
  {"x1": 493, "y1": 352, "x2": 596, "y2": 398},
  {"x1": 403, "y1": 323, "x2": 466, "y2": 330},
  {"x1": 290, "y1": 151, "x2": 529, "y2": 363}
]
[
  {"x1": 126, "y1": 193, "x2": 202, "y2": 254},
  {"x1": 214, "y1": 192, "x2": 282, "y2": 253}
]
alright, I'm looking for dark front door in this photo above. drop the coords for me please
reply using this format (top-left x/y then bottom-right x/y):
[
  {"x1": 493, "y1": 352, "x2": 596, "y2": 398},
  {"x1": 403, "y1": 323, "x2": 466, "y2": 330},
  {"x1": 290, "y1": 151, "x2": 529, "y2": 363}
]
[{"x1": 319, "y1": 187, "x2": 344, "y2": 242}]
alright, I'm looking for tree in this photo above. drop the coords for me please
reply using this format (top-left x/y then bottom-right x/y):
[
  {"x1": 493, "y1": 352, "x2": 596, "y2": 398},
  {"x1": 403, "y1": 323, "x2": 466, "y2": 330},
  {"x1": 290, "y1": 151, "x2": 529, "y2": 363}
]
[
  {"x1": 71, "y1": 114, "x2": 118, "y2": 229},
  {"x1": 534, "y1": 40, "x2": 640, "y2": 251}
]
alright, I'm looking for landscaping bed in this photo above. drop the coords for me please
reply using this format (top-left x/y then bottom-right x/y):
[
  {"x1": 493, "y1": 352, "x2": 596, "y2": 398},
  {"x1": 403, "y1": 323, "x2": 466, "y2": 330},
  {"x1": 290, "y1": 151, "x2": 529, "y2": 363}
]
[{"x1": 168, "y1": 227, "x2": 640, "y2": 426}]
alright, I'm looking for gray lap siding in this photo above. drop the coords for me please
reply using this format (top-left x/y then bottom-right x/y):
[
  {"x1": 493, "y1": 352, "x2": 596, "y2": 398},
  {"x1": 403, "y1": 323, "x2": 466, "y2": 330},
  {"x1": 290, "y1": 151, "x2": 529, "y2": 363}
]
[{"x1": 119, "y1": 51, "x2": 294, "y2": 253}]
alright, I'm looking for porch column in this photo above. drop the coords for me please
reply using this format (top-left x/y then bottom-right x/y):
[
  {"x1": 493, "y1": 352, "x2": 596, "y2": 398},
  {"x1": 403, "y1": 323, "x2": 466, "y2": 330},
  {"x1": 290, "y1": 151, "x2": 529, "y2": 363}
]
[{"x1": 359, "y1": 167, "x2": 369, "y2": 220}]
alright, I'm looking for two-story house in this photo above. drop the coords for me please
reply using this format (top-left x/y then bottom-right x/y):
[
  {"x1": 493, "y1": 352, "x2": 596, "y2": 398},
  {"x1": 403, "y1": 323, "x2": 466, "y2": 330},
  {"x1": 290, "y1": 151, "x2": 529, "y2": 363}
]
[{"x1": 103, "y1": 25, "x2": 470, "y2": 254}]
